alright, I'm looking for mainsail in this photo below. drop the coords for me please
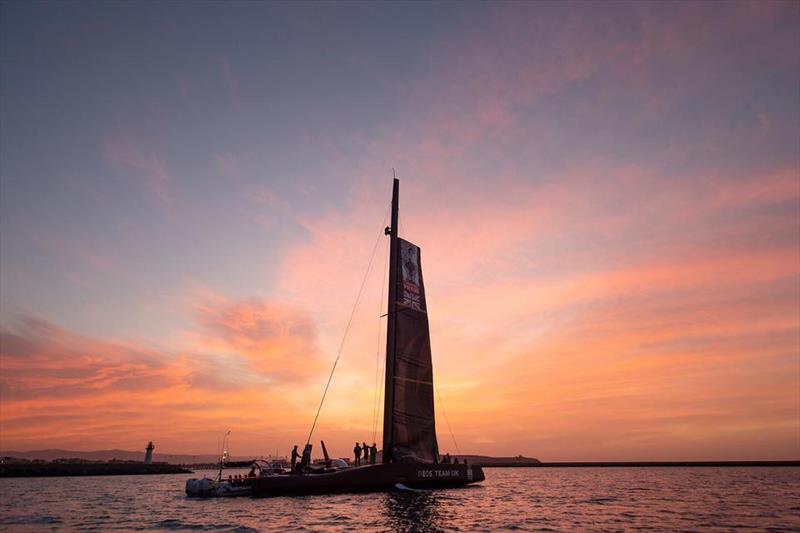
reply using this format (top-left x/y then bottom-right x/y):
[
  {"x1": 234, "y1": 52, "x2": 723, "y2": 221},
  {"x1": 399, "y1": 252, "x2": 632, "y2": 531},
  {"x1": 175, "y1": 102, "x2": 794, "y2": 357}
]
[
  {"x1": 382, "y1": 178, "x2": 439, "y2": 463},
  {"x1": 390, "y1": 239, "x2": 439, "y2": 462}
]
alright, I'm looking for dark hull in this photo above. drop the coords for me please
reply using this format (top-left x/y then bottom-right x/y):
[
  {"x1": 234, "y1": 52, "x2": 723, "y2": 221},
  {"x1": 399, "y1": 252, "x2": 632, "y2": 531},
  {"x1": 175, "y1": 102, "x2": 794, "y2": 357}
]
[{"x1": 250, "y1": 463, "x2": 484, "y2": 497}]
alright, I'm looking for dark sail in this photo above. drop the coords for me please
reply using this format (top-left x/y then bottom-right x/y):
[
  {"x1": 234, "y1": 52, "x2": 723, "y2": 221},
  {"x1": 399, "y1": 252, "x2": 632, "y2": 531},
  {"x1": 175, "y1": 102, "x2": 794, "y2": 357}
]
[{"x1": 386, "y1": 238, "x2": 439, "y2": 463}]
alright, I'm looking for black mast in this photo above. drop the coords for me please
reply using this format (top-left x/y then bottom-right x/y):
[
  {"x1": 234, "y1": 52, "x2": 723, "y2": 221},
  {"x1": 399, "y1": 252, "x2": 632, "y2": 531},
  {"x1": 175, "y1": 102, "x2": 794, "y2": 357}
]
[{"x1": 382, "y1": 175, "x2": 399, "y2": 463}]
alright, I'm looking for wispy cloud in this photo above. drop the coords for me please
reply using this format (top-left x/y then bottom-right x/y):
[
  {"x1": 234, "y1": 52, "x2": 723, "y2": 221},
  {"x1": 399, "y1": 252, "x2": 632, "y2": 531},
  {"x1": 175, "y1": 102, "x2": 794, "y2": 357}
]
[
  {"x1": 215, "y1": 152, "x2": 241, "y2": 180},
  {"x1": 23, "y1": 225, "x2": 131, "y2": 283},
  {"x1": 104, "y1": 138, "x2": 173, "y2": 211},
  {"x1": 222, "y1": 60, "x2": 240, "y2": 109}
]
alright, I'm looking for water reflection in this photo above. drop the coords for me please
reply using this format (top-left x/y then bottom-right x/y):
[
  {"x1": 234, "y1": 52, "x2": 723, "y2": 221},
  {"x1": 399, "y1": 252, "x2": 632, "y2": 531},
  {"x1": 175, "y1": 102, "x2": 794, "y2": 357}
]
[
  {"x1": 382, "y1": 490, "x2": 444, "y2": 533},
  {"x1": 3, "y1": 469, "x2": 797, "y2": 531}
]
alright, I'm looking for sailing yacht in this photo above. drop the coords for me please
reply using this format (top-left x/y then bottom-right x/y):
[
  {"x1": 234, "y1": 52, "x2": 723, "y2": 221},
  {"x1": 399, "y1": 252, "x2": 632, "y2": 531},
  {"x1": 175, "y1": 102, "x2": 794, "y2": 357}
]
[
  {"x1": 188, "y1": 178, "x2": 485, "y2": 497},
  {"x1": 250, "y1": 178, "x2": 484, "y2": 496}
]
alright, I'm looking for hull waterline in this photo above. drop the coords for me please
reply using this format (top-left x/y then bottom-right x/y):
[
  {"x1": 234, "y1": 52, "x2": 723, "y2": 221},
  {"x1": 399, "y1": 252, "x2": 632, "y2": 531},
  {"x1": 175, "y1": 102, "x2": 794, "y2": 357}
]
[{"x1": 250, "y1": 463, "x2": 485, "y2": 497}]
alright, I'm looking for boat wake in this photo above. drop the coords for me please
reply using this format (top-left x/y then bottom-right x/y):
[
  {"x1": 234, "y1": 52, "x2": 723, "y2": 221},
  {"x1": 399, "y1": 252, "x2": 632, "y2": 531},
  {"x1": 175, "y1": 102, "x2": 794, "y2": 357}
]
[{"x1": 394, "y1": 483, "x2": 426, "y2": 493}]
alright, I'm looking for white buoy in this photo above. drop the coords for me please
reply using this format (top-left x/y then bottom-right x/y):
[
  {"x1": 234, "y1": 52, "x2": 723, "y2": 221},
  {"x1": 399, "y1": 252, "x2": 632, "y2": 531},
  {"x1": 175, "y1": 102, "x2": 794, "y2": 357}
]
[{"x1": 145, "y1": 441, "x2": 154, "y2": 464}]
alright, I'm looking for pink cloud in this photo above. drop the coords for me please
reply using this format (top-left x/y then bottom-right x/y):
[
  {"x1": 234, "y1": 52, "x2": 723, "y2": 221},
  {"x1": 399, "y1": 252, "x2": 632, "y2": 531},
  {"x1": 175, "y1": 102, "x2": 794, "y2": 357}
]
[
  {"x1": 222, "y1": 60, "x2": 240, "y2": 108},
  {"x1": 711, "y1": 167, "x2": 800, "y2": 211},
  {"x1": 251, "y1": 189, "x2": 288, "y2": 210},
  {"x1": 24, "y1": 225, "x2": 131, "y2": 283},
  {"x1": 190, "y1": 294, "x2": 324, "y2": 382}
]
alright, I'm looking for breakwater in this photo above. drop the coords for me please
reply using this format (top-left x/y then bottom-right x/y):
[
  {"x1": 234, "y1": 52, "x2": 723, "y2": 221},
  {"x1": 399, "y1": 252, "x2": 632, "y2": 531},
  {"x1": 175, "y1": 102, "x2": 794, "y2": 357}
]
[
  {"x1": 458, "y1": 457, "x2": 800, "y2": 468},
  {"x1": 0, "y1": 462, "x2": 192, "y2": 477}
]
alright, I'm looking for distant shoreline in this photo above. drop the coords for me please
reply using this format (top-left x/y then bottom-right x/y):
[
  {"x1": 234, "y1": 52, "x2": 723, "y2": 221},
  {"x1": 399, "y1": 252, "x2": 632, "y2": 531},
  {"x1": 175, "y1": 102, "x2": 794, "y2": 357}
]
[
  {"x1": 2, "y1": 459, "x2": 797, "y2": 478},
  {"x1": 481, "y1": 461, "x2": 800, "y2": 468}
]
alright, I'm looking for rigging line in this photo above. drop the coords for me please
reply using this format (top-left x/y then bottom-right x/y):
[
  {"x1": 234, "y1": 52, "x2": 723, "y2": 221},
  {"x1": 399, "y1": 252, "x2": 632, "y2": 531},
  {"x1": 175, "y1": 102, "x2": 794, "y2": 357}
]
[
  {"x1": 305, "y1": 204, "x2": 391, "y2": 446},
  {"x1": 371, "y1": 238, "x2": 389, "y2": 443},
  {"x1": 435, "y1": 380, "x2": 461, "y2": 455},
  {"x1": 369, "y1": 319, "x2": 384, "y2": 443},
  {"x1": 375, "y1": 342, "x2": 386, "y2": 444}
]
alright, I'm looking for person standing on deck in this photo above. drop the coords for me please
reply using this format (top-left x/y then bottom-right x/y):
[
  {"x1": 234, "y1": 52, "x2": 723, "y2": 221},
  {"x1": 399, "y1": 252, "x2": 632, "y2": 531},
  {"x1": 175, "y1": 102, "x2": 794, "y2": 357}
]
[
  {"x1": 300, "y1": 444, "x2": 312, "y2": 471},
  {"x1": 362, "y1": 442, "x2": 369, "y2": 464},
  {"x1": 290, "y1": 445, "x2": 300, "y2": 470},
  {"x1": 370, "y1": 443, "x2": 377, "y2": 464},
  {"x1": 354, "y1": 442, "x2": 362, "y2": 466}
]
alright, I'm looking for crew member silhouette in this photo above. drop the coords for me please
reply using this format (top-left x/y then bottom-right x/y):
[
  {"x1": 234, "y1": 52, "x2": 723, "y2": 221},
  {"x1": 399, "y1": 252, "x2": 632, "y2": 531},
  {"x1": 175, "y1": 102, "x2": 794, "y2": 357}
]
[
  {"x1": 362, "y1": 442, "x2": 369, "y2": 464},
  {"x1": 300, "y1": 444, "x2": 312, "y2": 471},
  {"x1": 354, "y1": 442, "x2": 362, "y2": 466},
  {"x1": 290, "y1": 445, "x2": 300, "y2": 470},
  {"x1": 370, "y1": 443, "x2": 378, "y2": 464}
]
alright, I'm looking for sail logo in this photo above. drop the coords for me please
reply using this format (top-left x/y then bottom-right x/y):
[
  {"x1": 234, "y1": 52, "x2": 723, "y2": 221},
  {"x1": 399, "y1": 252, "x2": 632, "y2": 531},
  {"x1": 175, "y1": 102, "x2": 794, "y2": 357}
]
[
  {"x1": 399, "y1": 240, "x2": 423, "y2": 311},
  {"x1": 400, "y1": 240, "x2": 420, "y2": 285},
  {"x1": 403, "y1": 281, "x2": 420, "y2": 294}
]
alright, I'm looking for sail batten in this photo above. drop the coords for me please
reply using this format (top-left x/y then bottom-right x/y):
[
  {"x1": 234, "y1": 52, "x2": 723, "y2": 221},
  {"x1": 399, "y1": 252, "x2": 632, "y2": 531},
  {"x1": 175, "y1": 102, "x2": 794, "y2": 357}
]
[{"x1": 394, "y1": 376, "x2": 433, "y2": 386}]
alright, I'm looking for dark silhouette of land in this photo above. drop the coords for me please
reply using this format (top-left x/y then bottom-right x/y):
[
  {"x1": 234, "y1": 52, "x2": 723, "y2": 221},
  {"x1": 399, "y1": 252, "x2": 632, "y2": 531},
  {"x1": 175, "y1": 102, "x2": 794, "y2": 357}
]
[
  {"x1": 1, "y1": 448, "x2": 233, "y2": 464},
  {"x1": 1, "y1": 457, "x2": 191, "y2": 477},
  {"x1": 458, "y1": 455, "x2": 541, "y2": 466},
  {"x1": 531, "y1": 461, "x2": 800, "y2": 468},
  {"x1": 457, "y1": 457, "x2": 799, "y2": 468}
]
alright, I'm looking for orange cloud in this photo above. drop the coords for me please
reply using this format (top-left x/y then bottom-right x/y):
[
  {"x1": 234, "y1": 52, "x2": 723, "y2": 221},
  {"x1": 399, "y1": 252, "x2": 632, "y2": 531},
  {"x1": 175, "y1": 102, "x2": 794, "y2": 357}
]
[
  {"x1": 190, "y1": 294, "x2": 324, "y2": 382},
  {"x1": 0, "y1": 302, "x2": 324, "y2": 454}
]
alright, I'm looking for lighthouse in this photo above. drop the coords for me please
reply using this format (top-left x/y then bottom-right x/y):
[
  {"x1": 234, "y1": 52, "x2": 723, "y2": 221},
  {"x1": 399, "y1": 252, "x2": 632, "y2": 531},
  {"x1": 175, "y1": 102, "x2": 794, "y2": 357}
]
[{"x1": 145, "y1": 441, "x2": 155, "y2": 464}]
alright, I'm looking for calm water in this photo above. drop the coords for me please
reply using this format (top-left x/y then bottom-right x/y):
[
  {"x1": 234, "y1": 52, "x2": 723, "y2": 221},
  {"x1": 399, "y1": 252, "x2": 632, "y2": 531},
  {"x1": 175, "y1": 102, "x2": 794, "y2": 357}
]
[{"x1": 1, "y1": 467, "x2": 798, "y2": 531}]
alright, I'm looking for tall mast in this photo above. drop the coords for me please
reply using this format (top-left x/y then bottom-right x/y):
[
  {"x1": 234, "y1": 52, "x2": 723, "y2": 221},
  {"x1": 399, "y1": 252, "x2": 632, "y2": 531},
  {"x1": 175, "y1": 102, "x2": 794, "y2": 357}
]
[{"x1": 382, "y1": 174, "x2": 399, "y2": 463}]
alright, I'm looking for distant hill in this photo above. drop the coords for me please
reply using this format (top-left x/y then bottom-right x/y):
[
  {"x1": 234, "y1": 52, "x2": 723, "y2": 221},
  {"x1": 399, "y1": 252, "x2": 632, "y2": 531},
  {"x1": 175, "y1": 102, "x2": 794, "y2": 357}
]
[{"x1": 459, "y1": 455, "x2": 541, "y2": 466}]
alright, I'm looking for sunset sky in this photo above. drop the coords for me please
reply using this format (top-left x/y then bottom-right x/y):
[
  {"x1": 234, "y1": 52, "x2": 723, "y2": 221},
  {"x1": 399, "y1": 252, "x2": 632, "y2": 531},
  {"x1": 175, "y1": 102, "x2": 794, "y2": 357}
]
[{"x1": 1, "y1": 1, "x2": 798, "y2": 461}]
